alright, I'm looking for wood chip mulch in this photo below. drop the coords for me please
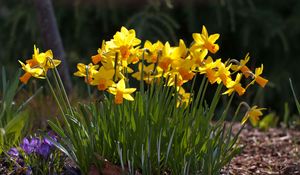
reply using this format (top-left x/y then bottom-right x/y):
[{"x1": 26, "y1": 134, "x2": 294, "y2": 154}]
[{"x1": 221, "y1": 124, "x2": 300, "y2": 175}]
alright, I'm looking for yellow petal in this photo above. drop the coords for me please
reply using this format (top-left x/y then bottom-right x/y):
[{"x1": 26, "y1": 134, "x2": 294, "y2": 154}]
[
  {"x1": 123, "y1": 94, "x2": 134, "y2": 101},
  {"x1": 117, "y1": 79, "x2": 126, "y2": 90},
  {"x1": 123, "y1": 88, "x2": 136, "y2": 94},
  {"x1": 208, "y1": 34, "x2": 220, "y2": 43}
]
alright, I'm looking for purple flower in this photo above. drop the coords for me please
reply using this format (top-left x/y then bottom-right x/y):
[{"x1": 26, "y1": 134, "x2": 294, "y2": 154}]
[
  {"x1": 20, "y1": 137, "x2": 40, "y2": 154},
  {"x1": 8, "y1": 147, "x2": 19, "y2": 157},
  {"x1": 37, "y1": 143, "x2": 51, "y2": 158},
  {"x1": 43, "y1": 131, "x2": 58, "y2": 148}
]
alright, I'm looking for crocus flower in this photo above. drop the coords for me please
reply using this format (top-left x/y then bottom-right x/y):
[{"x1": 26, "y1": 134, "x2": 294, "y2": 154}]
[
  {"x1": 37, "y1": 142, "x2": 51, "y2": 158},
  {"x1": 8, "y1": 147, "x2": 19, "y2": 157},
  {"x1": 20, "y1": 137, "x2": 40, "y2": 154}
]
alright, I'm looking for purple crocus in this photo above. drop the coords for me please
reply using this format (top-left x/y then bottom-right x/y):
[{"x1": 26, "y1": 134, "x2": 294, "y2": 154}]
[
  {"x1": 8, "y1": 147, "x2": 19, "y2": 157},
  {"x1": 37, "y1": 142, "x2": 51, "y2": 158},
  {"x1": 20, "y1": 137, "x2": 40, "y2": 154}
]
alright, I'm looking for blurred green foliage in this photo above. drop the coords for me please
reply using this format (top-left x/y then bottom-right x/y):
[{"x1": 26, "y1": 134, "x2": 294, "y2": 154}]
[
  {"x1": 1, "y1": 0, "x2": 300, "y2": 121},
  {"x1": 0, "y1": 68, "x2": 30, "y2": 153}
]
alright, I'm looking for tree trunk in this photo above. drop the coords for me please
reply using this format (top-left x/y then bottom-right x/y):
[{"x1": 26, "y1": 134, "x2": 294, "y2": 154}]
[{"x1": 33, "y1": 0, "x2": 72, "y2": 93}]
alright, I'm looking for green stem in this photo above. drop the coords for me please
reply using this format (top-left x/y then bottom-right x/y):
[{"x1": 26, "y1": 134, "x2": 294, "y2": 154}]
[
  {"x1": 85, "y1": 65, "x2": 91, "y2": 98},
  {"x1": 53, "y1": 66, "x2": 74, "y2": 116},
  {"x1": 45, "y1": 76, "x2": 70, "y2": 131},
  {"x1": 51, "y1": 68, "x2": 68, "y2": 112}
]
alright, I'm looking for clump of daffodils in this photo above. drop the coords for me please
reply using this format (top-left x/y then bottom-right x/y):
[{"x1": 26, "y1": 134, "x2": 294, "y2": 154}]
[
  {"x1": 19, "y1": 26, "x2": 269, "y2": 124},
  {"x1": 73, "y1": 26, "x2": 268, "y2": 104}
]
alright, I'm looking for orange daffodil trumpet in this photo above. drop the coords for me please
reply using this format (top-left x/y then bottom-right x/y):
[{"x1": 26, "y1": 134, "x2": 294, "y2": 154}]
[
  {"x1": 108, "y1": 79, "x2": 136, "y2": 104},
  {"x1": 20, "y1": 26, "x2": 268, "y2": 110},
  {"x1": 19, "y1": 45, "x2": 61, "y2": 84}
]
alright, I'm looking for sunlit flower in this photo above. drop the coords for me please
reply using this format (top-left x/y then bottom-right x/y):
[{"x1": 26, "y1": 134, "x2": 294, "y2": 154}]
[
  {"x1": 241, "y1": 105, "x2": 265, "y2": 125},
  {"x1": 176, "y1": 87, "x2": 192, "y2": 108},
  {"x1": 31, "y1": 45, "x2": 61, "y2": 70},
  {"x1": 74, "y1": 63, "x2": 99, "y2": 84},
  {"x1": 172, "y1": 59, "x2": 195, "y2": 82},
  {"x1": 199, "y1": 57, "x2": 220, "y2": 84},
  {"x1": 19, "y1": 61, "x2": 44, "y2": 84},
  {"x1": 144, "y1": 40, "x2": 164, "y2": 64},
  {"x1": 246, "y1": 64, "x2": 268, "y2": 88},
  {"x1": 192, "y1": 25, "x2": 220, "y2": 54},
  {"x1": 90, "y1": 66, "x2": 115, "y2": 90},
  {"x1": 231, "y1": 53, "x2": 251, "y2": 78},
  {"x1": 215, "y1": 62, "x2": 232, "y2": 86},
  {"x1": 172, "y1": 39, "x2": 189, "y2": 59},
  {"x1": 158, "y1": 42, "x2": 174, "y2": 72},
  {"x1": 91, "y1": 40, "x2": 108, "y2": 64},
  {"x1": 132, "y1": 63, "x2": 162, "y2": 84},
  {"x1": 19, "y1": 45, "x2": 61, "y2": 84},
  {"x1": 106, "y1": 26, "x2": 141, "y2": 61},
  {"x1": 107, "y1": 79, "x2": 136, "y2": 104},
  {"x1": 223, "y1": 73, "x2": 245, "y2": 96},
  {"x1": 190, "y1": 49, "x2": 207, "y2": 70}
]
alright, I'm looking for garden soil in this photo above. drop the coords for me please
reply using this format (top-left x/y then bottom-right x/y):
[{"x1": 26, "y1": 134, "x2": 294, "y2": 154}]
[{"x1": 221, "y1": 124, "x2": 300, "y2": 175}]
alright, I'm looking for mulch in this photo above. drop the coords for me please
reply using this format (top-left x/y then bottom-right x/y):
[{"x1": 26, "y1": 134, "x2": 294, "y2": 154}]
[{"x1": 221, "y1": 124, "x2": 300, "y2": 175}]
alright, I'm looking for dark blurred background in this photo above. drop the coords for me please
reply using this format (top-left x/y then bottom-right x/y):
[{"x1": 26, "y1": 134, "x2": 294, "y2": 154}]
[{"x1": 1, "y1": 0, "x2": 300, "y2": 125}]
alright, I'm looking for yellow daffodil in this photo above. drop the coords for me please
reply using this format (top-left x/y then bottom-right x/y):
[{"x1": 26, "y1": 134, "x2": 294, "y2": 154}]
[
  {"x1": 231, "y1": 53, "x2": 252, "y2": 78},
  {"x1": 241, "y1": 105, "x2": 266, "y2": 125},
  {"x1": 167, "y1": 73, "x2": 185, "y2": 87},
  {"x1": 91, "y1": 40, "x2": 109, "y2": 64},
  {"x1": 106, "y1": 26, "x2": 141, "y2": 61},
  {"x1": 19, "y1": 45, "x2": 61, "y2": 84},
  {"x1": 199, "y1": 57, "x2": 220, "y2": 84},
  {"x1": 158, "y1": 42, "x2": 175, "y2": 72},
  {"x1": 246, "y1": 64, "x2": 268, "y2": 88},
  {"x1": 101, "y1": 57, "x2": 126, "y2": 80},
  {"x1": 132, "y1": 63, "x2": 162, "y2": 84},
  {"x1": 144, "y1": 40, "x2": 164, "y2": 64},
  {"x1": 74, "y1": 63, "x2": 99, "y2": 84},
  {"x1": 172, "y1": 59, "x2": 195, "y2": 82},
  {"x1": 190, "y1": 49, "x2": 207, "y2": 70},
  {"x1": 176, "y1": 87, "x2": 191, "y2": 108},
  {"x1": 90, "y1": 66, "x2": 115, "y2": 91},
  {"x1": 19, "y1": 61, "x2": 44, "y2": 84},
  {"x1": 172, "y1": 39, "x2": 189, "y2": 59},
  {"x1": 223, "y1": 73, "x2": 245, "y2": 96},
  {"x1": 215, "y1": 62, "x2": 232, "y2": 86},
  {"x1": 31, "y1": 45, "x2": 61, "y2": 69},
  {"x1": 192, "y1": 25, "x2": 220, "y2": 54},
  {"x1": 107, "y1": 79, "x2": 136, "y2": 104}
]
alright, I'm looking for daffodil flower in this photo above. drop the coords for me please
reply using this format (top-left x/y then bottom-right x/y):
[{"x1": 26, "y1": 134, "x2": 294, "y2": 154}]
[
  {"x1": 231, "y1": 53, "x2": 252, "y2": 78},
  {"x1": 241, "y1": 105, "x2": 266, "y2": 125},
  {"x1": 246, "y1": 64, "x2": 268, "y2": 89},
  {"x1": 91, "y1": 40, "x2": 108, "y2": 64},
  {"x1": 199, "y1": 57, "x2": 220, "y2": 84},
  {"x1": 74, "y1": 63, "x2": 99, "y2": 84},
  {"x1": 158, "y1": 42, "x2": 174, "y2": 72},
  {"x1": 215, "y1": 62, "x2": 232, "y2": 86},
  {"x1": 106, "y1": 26, "x2": 141, "y2": 61},
  {"x1": 192, "y1": 25, "x2": 220, "y2": 54},
  {"x1": 144, "y1": 40, "x2": 164, "y2": 64},
  {"x1": 107, "y1": 79, "x2": 136, "y2": 104},
  {"x1": 31, "y1": 45, "x2": 61, "y2": 69},
  {"x1": 132, "y1": 63, "x2": 162, "y2": 84},
  {"x1": 223, "y1": 73, "x2": 245, "y2": 96},
  {"x1": 172, "y1": 39, "x2": 189, "y2": 59},
  {"x1": 19, "y1": 61, "x2": 44, "y2": 84},
  {"x1": 90, "y1": 67, "x2": 115, "y2": 90},
  {"x1": 176, "y1": 87, "x2": 192, "y2": 108},
  {"x1": 19, "y1": 45, "x2": 61, "y2": 84}
]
